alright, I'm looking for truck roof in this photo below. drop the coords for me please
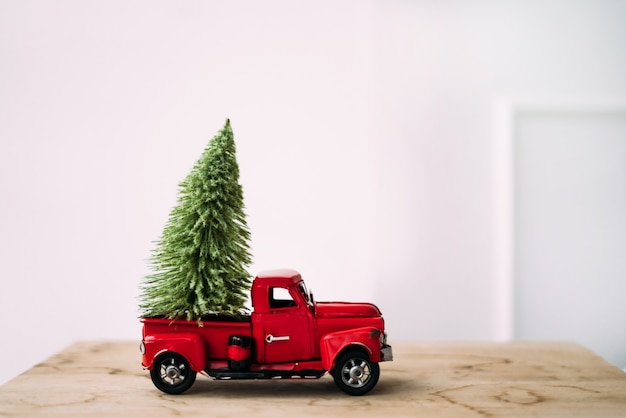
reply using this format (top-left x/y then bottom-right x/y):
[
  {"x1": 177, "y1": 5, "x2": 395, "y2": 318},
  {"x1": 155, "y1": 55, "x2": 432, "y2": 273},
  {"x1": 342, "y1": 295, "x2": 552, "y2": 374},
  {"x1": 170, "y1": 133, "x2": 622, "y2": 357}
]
[{"x1": 255, "y1": 269, "x2": 302, "y2": 285}]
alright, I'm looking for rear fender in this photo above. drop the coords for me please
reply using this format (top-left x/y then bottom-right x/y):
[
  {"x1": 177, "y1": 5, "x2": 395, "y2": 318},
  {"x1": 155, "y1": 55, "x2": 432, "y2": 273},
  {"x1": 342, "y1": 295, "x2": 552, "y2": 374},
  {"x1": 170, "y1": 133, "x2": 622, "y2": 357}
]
[
  {"x1": 142, "y1": 333, "x2": 206, "y2": 372},
  {"x1": 320, "y1": 327, "x2": 382, "y2": 371}
]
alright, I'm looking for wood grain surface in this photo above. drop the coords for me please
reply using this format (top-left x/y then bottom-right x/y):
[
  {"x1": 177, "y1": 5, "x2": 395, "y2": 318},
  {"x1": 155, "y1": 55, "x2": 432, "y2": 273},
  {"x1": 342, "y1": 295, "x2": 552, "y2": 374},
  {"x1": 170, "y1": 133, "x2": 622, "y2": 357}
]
[{"x1": 1, "y1": 341, "x2": 625, "y2": 417}]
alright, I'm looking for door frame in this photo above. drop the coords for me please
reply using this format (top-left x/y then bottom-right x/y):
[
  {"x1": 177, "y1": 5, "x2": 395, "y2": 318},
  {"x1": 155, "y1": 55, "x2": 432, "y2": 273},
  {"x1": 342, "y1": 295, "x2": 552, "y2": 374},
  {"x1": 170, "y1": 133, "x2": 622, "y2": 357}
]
[{"x1": 491, "y1": 98, "x2": 626, "y2": 341}]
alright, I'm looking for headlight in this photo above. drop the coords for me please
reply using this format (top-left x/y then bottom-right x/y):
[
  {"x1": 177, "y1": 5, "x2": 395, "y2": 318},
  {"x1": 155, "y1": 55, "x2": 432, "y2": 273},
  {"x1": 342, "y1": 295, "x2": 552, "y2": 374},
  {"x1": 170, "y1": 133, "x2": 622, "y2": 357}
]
[{"x1": 139, "y1": 341, "x2": 146, "y2": 354}]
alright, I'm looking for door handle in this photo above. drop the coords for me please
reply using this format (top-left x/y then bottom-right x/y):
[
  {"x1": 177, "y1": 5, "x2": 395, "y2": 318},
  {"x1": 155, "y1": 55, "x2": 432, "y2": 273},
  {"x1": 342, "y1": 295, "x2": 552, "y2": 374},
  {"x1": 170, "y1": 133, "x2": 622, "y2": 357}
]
[{"x1": 265, "y1": 334, "x2": 290, "y2": 343}]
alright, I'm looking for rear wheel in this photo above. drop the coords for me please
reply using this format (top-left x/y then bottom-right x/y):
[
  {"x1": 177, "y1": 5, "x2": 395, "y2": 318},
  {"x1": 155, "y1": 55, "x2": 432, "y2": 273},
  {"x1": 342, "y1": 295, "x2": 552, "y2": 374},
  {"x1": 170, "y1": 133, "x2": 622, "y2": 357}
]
[
  {"x1": 150, "y1": 352, "x2": 197, "y2": 394},
  {"x1": 332, "y1": 351, "x2": 380, "y2": 396}
]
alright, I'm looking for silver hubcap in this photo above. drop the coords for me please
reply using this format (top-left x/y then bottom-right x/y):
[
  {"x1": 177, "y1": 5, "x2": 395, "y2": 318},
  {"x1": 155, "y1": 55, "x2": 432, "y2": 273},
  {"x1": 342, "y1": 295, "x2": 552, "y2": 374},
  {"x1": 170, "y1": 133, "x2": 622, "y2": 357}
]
[
  {"x1": 160, "y1": 358, "x2": 186, "y2": 385},
  {"x1": 341, "y1": 359, "x2": 371, "y2": 387}
]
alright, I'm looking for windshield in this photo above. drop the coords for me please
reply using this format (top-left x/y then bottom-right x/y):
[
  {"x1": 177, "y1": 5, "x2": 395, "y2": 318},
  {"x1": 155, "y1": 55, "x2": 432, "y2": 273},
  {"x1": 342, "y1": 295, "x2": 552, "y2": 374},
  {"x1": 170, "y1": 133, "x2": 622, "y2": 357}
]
[{"x1": 297, "y1": 281, "x2": 313, "y2": 306}]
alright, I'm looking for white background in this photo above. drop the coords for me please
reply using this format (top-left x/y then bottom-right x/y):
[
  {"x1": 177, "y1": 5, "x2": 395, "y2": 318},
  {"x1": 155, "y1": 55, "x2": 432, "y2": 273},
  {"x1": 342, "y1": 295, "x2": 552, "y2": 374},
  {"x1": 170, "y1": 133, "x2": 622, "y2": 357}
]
[{"x1": 1, "y1": 0, "x2": 625, "y2": 385}]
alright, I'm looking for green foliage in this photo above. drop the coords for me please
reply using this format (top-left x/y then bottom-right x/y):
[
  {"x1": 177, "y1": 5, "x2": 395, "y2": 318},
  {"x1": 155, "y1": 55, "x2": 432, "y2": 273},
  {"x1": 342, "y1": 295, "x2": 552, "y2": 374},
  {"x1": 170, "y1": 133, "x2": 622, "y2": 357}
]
[{"x1": 139, "y1": 119, "x2": 252, "y2": 320}]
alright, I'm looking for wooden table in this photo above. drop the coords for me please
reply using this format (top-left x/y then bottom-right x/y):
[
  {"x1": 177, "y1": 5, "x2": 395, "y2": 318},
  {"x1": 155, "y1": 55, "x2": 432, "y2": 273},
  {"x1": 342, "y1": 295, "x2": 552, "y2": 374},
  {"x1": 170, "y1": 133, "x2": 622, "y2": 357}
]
[{"x1": 1, "y1": 341, "x2": 625, "y2": 417}]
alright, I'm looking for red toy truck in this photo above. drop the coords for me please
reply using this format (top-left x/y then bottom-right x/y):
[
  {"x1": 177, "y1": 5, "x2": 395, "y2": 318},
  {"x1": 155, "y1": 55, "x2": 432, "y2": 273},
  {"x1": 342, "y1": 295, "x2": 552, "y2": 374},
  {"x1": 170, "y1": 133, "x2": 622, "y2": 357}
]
[{"x1": 140, "y1": 269, "x2": 392, "y2": 396}]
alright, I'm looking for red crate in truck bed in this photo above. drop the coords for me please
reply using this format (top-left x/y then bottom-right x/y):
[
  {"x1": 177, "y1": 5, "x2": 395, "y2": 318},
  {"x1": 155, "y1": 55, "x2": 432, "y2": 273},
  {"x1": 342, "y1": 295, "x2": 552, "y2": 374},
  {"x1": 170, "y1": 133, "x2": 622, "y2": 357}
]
[{"x1": 141, "y1": 269, "x2": 393, "y2": 396}]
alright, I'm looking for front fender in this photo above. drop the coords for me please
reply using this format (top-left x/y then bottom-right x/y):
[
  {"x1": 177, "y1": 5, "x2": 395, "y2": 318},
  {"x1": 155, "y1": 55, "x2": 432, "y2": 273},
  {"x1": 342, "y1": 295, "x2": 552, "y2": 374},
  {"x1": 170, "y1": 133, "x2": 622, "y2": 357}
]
[
  {"x1": 142, "y1": 332, "x2": 206, "y2": 372},
  {"x1": 319, "y1": 326, "x2": 382, "y2": 371}
]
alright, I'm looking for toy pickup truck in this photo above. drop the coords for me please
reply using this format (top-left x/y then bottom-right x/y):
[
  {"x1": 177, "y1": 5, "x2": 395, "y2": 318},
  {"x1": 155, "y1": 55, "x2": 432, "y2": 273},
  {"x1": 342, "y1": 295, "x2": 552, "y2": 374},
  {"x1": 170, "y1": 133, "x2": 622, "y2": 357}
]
[{"x1": 140, "y1": 269, "x2": 392, "y2": 396}]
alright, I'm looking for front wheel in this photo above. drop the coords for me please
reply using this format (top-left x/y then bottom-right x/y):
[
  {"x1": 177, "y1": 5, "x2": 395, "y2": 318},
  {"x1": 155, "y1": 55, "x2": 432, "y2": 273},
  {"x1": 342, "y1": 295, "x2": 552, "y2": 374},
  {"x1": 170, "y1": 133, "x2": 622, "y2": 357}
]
[
  {"x1": 150, "y1": 352, "x2": 197, "y2": 394},
  {"x1": 332, "y1": 351, "x2": 380, "y2": 396}
]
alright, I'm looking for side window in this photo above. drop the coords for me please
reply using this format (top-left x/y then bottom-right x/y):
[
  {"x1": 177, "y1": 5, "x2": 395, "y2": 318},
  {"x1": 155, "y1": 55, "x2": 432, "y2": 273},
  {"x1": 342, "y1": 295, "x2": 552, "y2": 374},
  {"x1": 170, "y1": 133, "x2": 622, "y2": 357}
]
[{"x1": 269, "y1": 287, "x2": 297, "y2": 309}]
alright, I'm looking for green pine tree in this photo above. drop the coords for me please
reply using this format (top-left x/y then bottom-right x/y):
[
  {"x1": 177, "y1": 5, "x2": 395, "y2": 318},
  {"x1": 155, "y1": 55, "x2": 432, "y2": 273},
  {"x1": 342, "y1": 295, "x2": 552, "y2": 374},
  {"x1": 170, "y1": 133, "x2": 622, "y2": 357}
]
[{"x1": 139, "y1": 119, "x2": 252, "y2": 320}]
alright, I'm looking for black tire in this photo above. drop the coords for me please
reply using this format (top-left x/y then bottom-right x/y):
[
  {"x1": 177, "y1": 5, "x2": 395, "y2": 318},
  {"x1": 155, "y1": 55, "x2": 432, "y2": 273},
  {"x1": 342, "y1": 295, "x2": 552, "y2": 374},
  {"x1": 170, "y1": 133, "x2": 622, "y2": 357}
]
[
  {"x1": 332, "y1": 351, "x2": 380, "y2": 396},
  {"x1": 150, "y1": 352, "x2": 197, "y2": 394}
]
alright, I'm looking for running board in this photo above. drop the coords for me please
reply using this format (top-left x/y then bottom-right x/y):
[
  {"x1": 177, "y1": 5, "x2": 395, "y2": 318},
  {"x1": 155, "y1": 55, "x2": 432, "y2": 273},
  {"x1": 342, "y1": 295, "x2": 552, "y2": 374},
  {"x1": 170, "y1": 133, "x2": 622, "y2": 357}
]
[{"x1": 207, "y1": 368, "x2": 326, "y2": 380}]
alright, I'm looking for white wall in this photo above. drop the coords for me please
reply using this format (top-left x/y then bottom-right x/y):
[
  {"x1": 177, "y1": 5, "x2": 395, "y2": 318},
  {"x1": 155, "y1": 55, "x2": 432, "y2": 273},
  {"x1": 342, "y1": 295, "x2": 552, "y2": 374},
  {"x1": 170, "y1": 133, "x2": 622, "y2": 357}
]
[
  {"x1": 370, "y1": 1, "x2": 626, "y2": 346},
  {"x1": 1, "y1": 0, "x2": 625, "y2": 385}
]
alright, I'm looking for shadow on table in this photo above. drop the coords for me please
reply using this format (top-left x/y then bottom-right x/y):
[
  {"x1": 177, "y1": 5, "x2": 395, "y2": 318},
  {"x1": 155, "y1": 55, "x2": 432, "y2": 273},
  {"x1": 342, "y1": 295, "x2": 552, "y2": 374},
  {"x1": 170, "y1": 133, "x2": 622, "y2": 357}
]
[{"x1": 178, "y1": 374, "x2": 421, "y2": 399}]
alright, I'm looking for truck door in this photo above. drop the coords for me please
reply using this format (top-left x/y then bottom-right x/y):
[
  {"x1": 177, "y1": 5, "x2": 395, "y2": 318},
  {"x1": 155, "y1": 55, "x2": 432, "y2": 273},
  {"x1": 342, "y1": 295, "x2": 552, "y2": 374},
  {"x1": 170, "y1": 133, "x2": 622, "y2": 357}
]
[{"x1": 256, "y1": 286, "x2": 313, "y2": 363}]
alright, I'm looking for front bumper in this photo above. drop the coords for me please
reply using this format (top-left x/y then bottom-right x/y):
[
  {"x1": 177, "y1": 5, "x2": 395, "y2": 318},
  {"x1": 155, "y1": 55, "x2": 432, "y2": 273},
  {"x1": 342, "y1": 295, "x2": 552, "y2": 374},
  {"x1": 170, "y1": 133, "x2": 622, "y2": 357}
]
[{"x1": 381, "y1": 344, "x2": 393, "y2": 362}]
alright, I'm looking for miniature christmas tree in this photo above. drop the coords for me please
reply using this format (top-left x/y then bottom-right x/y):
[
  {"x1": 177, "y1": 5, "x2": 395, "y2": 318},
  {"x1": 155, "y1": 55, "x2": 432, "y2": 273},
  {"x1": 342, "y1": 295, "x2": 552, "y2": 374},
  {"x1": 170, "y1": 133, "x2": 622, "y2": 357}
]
[{"x1": 139, "y1": 119, "x2": 252, "y2": 320}]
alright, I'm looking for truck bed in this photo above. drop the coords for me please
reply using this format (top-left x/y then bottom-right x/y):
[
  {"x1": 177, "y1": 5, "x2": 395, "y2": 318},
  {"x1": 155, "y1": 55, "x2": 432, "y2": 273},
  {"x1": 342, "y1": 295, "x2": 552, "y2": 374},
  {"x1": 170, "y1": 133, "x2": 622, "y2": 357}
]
[{"x1": 141, "y1": 317, "x2": 251, "y2": 360}]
